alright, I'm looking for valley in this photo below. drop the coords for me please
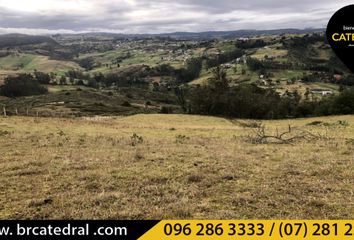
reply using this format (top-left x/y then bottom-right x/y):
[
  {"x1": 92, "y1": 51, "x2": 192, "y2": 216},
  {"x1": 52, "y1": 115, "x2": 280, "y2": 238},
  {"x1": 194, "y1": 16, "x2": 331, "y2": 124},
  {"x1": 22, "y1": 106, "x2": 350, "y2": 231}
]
[
  {"x1": 0, "y1": 29, "x2": 354, "y2": 220},
  {"x1": 0, "y1": 31, "x2": 351, "y2": 118}
]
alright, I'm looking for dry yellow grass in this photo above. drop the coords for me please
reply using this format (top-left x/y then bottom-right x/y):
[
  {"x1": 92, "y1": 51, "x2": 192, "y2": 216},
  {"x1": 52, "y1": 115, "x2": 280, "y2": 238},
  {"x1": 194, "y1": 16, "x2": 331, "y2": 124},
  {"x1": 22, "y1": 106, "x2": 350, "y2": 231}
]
[
  {"x1": 250, "y1": 46, "x2": 288, "y2": 60},
  {"x1": 0, "y1": 70, "x2": 18, "y2": 84},
  {"x1": 0, "y1": 114, "x2": 353, "y2": 219}
]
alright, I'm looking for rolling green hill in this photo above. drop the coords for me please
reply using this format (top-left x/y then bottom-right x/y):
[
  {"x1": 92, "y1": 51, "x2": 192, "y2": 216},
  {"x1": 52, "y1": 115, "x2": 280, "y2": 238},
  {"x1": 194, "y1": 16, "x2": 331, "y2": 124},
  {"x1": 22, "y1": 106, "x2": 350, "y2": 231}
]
[
  {"x1": 0, "y1": 32, "x2": 352, "y2": 119},
  {"x1": 0, "y1": 34, "x2": 58, "y2": 48},
  {"x1": 0, "y1": 53, "x2": 82, "y2": 74}
]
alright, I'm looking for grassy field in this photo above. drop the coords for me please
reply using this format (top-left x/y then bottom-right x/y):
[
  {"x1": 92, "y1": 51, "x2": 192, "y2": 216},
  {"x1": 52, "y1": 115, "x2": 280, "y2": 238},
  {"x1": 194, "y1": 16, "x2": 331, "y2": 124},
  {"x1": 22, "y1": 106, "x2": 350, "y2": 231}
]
[
  {"x1": 0, "y1": 114, "x2": 353, "y2": 219},
  {"x1": 250, "y1": 45, "x2": 288, "y2": 60},
  {"x1": 0, "y1": 53, "x2": 82, "y2": 74},
  {"x1": 82, "y1": 46, "x2": 189, "y2": 74}
]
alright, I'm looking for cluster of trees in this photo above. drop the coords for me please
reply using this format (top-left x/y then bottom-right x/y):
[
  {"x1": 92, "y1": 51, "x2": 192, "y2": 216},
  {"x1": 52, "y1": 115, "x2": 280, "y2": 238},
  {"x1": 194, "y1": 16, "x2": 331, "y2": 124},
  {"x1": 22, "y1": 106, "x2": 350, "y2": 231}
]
[
  {"x1": 246, "y1": 55, "x2": 339, "y2": 74},
  {"x1": 247, "y1": 58, "x2": 266, "y2": 72},
  {"x1": 77, "y1": 57, "x2": 95, "y2": 70},
  {"x1": 98, "y1": 73, "x2": 149, "y2": 88},
  {"x1": 316, "y1": 88, "x2": 354, "y2": 115},
  {"x1": 283, "y1": 34, "x2": 324, "y2": 57},
  {"x1": 175, "y1": 57, "x2": 203, "y2": 83},
  {"x1": 246, "y1": 57, "x2": 304, "y2": 75},
  {"x1": 235, "y1": 39, "x2": 266, "y2": 49},
  {"x1": 184, "y1": 67, "x2": 297, "y2": 119},
  {"x1": 177, "y1": 67, "x2": 354, "y2": 119},
  {"x1": 148, "y1": 58, "x2": 203, "y2": 83},
  {"x1": 66, "y1": 70, "x2": 90, "y2": 81},
  {"x1": 33, "y1": 71, "x2": 52, "y2": 84},
  {"x1": 205, "y1": 49, "x2": 244, "y2": 69},
  {"x1": 0, "y1": 74, "x2": 48, "y2": 97},
  {"x1": 341, "y1": 75, "x2": 354, "y2": 86}
]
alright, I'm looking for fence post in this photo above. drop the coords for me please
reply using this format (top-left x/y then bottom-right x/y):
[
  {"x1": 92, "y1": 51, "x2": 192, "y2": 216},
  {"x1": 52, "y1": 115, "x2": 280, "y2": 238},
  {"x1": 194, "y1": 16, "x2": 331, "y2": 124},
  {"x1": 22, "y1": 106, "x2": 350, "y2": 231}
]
[{"x1": 2, "y1": 106, "x2": 6, "y2": 117}]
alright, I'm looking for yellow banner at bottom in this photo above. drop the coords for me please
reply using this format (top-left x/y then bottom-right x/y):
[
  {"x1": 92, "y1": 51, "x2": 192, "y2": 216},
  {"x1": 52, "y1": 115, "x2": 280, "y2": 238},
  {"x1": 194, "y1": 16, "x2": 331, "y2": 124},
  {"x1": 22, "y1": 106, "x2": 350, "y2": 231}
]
[{"x1": 139, "y1": 220, "x2": 354, "y2": 240}]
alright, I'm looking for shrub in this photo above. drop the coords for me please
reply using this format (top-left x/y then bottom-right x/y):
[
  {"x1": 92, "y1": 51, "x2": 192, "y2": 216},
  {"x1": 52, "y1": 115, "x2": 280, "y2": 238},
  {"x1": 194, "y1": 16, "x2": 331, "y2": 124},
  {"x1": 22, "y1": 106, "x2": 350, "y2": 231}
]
[
  {"x1": 175, "y1": 134, "x2": 190, "y2": 144},
  {"x1": 338, "y1": 120, "x2": 349, "y2": 127},
  {"x1": 131, "y1": 133, "x2": 143, "y2": 146},
  {"x1": 307, "y1": 121, "x2": 325, "y2": 126},
  {"x1": 160, "y1": 106, "x2": 173, "y2": 114},
  {"x1": 0, "y1": 130, "x2": 10, "y2": 137},
  {"x1": 236, "y1": 120, "x2": 262, "y2": 128},
  {"x1": 121, "y1": 101, "x2": 132, "y2": 107}
]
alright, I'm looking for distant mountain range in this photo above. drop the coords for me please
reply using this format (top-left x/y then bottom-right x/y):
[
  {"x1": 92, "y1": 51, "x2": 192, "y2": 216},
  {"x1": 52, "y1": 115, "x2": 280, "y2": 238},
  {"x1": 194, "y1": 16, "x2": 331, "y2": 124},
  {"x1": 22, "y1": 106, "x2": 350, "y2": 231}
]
[
  {"x1": 51, "y1": 28, "x2": 325, "y2": 40},
  {"x1": 68, "y1": 28, "x2": 325, "y2": 40},
  {"x1": 0, "y1": 29, "x2": 326, "y2": 47},
  {"x1": 0, "y1": 33, "x2": 58, "y2": 48},
  {"x1": 151, "y1": 28, "x2": 325, "y2": 39}
]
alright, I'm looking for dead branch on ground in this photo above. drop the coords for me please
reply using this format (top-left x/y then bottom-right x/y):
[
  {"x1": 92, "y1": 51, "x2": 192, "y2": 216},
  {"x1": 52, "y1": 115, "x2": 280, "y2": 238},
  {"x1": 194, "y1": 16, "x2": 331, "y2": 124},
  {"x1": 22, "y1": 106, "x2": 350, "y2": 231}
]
[{"x1": 244, "y1": 124, "x2": 328, "y2": 144}]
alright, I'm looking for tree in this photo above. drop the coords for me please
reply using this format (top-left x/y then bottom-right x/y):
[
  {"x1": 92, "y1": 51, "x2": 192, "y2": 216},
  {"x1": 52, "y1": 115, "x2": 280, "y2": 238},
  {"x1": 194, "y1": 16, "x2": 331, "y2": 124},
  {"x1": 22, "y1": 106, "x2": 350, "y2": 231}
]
[
  {"x1": 208, "y1": 66, "x2": 229, "y2": 91},
  {"x1": 34, "y1": 71, "x2": 51, "y2": 84},
  {"x1": 78, "y1": 57, "x2": 95, "y2": 71},
  {"x1": 174, "y1": 86, "x2": 187, "y2": 113},
  {"x1": 247, "y1": 57, "x2": 265, "y2": 72},
  {"x1": 174, "y1": 58, "x2": 203, "y2": 83},
  {"x1": 94, "y1": 72, "x2": 105, "y2": 83},
  {"x1": 184, "y1": 57, "x2": 203, "y2": 82},
  {"x1": 59, "y1": 76, "x2": 67, "y2": 85},
  {"x1": 205, "y1": 49, "x2": 244, "y2": 69},
  {"x1": 87, "y1": 79, "x2": 98, "y2": 88},
  {"x1": 206, "y1": 66, "x2": 229, "y2": 115}
]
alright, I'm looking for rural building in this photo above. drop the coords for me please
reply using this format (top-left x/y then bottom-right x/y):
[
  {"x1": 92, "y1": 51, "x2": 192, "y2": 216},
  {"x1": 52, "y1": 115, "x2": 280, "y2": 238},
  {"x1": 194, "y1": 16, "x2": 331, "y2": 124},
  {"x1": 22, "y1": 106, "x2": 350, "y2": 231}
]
[
  {"x1": 333, "y1": 74, "x2": 343, "y2": 82},
  {"x1": 310, "y1": 89, "x2": 333, "y2": 96}
]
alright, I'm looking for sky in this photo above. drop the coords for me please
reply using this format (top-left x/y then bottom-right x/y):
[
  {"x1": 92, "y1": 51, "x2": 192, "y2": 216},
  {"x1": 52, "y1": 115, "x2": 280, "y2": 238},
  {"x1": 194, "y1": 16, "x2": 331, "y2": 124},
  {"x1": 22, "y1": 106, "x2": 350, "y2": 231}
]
[{"x1": 0, "y1": 0, "x2": 352, "y2": 35}]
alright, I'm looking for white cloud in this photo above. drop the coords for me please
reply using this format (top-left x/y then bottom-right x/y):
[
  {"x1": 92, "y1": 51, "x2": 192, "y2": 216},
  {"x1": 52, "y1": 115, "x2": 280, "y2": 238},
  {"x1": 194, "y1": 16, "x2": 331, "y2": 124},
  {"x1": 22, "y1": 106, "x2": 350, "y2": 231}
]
[
  {"x1": 0, "y1": 0, "x2": 352, "y2": 34},
  {"x1": 0, "y1": 27, "x2": 84, "y2": 35},
  {"x1": 0, "y1": 0, "x2": 95, "y2": 13}
]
